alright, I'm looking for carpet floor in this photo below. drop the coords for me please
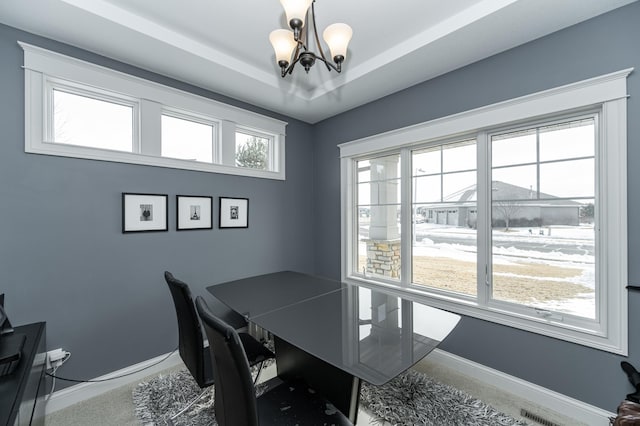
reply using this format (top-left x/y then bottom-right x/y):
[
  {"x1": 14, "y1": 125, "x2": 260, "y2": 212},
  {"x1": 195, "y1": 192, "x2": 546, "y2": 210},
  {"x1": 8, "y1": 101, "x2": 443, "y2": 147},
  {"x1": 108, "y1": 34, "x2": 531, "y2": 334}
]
[
  {"x1": 131, "y1": 368, "x2": 527, "y2": 425},
  {"x1": 46, "y1": 358, "x2": 579, "y2": 426}
]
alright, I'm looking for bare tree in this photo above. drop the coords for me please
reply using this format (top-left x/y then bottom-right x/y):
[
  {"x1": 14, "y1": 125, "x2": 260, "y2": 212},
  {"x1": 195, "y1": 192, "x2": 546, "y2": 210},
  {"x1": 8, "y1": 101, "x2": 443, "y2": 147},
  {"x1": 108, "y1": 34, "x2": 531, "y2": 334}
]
[
  {"x1": 494, "y1": 200, "x2": 522, "y2": 231},
  {"x1": 580, "y1": 202, "x2": 594, "y2": 223},
  {"x1": 53, "y1": 96, "x2": 71, "y2": 143}
]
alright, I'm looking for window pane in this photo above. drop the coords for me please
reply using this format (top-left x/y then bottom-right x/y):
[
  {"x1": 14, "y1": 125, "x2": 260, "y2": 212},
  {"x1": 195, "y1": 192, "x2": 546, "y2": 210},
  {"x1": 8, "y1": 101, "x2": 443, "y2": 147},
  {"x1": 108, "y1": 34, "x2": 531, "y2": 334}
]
[
  {"x1": 236, "y1": 132, "x2": 270, "y2": 170},
  {"x1": 443, "y1": 141, "x2": 476, "y2": 172},
  {"x1": 412, "y1": 141, "x2": 477, "y2": 297},
  {"x1": 540, "y1": 159, "x2": 594, "y2": 198},
  {"x1": 413, "y1": 175, "x2": 441, "y2": 203},
  {"x1": 539, "y1": 119, "x2": 594, "y2": 161},
  {"x1": 491, "y1": 118, "x2": 596, "y2": 319},
  {"x1": 162, "y1": 115, "x2": 214, "y2": 162},
  {"x1": 492, "y1": 130, "x2": 536, "y2": 167},
  {"x1": 413, "y1": 147, "x2": 440, "y2": 175},
  {"x1": 492, "y1": 165, "x2": 537, "y2": 198},
  {"x1": 443, "y1": 171, "x2": 476, "y2": 201},
  {"x1": 358, "y1": 160, "x2": 371, "y2": 182},
  {"x1": 358, "y1": 182, "x2": 371, "y2": 206},
  {"x1": 359, "y1": 180, "x2": 401, "y2": 205},
  {"x1": 356, "y1": 155, "x2": 401, "y2": 281},
  {"x1": 413, "y1": 207, "x2": 478, "y2": 296},
  {"x1": 491, "y1": 205, "x2": 595, "y2": 319},
  {"x1": 53, "y1": 89, "x2": 133, "y2": 151}
]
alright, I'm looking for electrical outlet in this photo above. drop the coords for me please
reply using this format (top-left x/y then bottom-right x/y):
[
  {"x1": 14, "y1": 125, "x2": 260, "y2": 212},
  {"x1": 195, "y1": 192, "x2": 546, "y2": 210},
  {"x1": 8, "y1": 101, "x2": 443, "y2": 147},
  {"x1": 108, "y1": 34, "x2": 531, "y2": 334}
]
[{"x1": 46, "y1": 348, "x2": 67, "y2": 369}]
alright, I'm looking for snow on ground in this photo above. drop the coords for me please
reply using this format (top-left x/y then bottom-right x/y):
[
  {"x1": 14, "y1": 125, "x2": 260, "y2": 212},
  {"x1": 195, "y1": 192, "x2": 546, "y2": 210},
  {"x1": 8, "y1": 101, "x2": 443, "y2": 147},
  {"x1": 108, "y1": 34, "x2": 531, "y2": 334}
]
[
  {"x1": 415, "y1": 222, "x2": 594, "y2": 243},
  {"x1": 359, "y1": 223, "x2": 596, "y2": 318}
]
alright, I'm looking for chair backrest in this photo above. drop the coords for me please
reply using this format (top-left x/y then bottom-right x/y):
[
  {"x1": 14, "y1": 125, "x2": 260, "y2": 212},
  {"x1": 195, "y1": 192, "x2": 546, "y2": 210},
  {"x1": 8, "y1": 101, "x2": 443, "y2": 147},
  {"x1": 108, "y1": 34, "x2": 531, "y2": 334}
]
[
  {"x1": 195, "y1": 296, "x2": 259, "y2": 426},
  {"x1": 164, "y1": 271, "x2": 209, "y2": 388}
]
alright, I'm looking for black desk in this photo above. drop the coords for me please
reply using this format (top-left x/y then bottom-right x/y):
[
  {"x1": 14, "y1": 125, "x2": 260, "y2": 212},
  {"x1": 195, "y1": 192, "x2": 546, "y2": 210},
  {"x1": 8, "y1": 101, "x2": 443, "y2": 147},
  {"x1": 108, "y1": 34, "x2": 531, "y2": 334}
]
[
  {"x1": 0, "y1": 322, "x2": 46, "y2": 426},
  {"x1": 208, "y1": 271, "x2": 460, "y2": 422}
]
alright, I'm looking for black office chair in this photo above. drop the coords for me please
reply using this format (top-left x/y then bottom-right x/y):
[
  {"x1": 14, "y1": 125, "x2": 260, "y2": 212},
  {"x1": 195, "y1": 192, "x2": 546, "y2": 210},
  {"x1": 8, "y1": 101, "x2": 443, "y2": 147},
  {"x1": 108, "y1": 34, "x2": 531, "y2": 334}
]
[
  {"x1": 164, "y1": 272, "x2": 275, "y2": 420},
  {"x1": 194, "y1": 296, "x2": 352, "y2": 426}
]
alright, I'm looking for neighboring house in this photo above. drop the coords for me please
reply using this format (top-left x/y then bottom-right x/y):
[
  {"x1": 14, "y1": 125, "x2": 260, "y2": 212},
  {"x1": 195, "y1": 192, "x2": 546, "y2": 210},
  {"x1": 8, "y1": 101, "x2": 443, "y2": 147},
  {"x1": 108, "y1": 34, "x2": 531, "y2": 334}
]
[{"x1": 418, "y1": 181, "x2": 583, "y2": 228}]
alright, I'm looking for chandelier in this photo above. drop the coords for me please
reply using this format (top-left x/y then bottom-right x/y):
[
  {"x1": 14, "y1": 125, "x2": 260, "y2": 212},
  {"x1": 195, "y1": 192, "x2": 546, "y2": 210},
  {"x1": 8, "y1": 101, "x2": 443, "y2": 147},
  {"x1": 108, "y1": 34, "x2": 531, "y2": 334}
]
[{"x1": 269, "y1": 0, "x2": 353, "y2": 78}]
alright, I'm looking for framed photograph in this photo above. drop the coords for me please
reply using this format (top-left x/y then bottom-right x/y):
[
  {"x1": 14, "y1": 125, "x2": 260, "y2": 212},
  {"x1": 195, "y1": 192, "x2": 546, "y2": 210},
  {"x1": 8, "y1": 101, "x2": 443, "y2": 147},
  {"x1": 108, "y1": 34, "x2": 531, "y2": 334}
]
[
  {"x1": 219, "y1": 197, "x2": 249, "y2": 229},
  {"x1": 177, "y1": 195, "x2": 213, "y2": 230},
  {"x1": 122, "y1": 193, "x2": 168, "y2": 233}
]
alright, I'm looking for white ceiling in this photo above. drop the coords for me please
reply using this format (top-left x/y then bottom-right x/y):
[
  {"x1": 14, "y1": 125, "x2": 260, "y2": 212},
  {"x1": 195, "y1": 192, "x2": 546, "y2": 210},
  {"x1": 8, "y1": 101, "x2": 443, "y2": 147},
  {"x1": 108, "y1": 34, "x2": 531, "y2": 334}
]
[{"x1": 0, "y1": 0, "x2": 636, "y2": 123}]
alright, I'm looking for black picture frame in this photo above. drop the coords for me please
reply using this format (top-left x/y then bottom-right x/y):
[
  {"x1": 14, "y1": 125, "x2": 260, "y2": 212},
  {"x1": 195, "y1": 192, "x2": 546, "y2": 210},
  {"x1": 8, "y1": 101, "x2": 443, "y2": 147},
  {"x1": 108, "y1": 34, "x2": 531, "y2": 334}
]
[
  {"x1": 122, "y1": 193, "x2": 168, "y2": 233},
  {"x1": 219, "y1": 197, "x2": 249, "y2": 228},
  {"x1": 177, "y1": 195, "x2": 213, "y2": 231}
]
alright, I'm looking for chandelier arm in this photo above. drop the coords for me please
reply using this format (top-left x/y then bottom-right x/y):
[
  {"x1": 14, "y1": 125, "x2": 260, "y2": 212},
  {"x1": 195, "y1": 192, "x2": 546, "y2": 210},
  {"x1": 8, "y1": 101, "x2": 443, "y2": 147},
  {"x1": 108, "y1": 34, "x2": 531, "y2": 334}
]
[
  {"x1": 282, "y1": 53, "x2": 340, "y2": 78},
  {"x1": 315, "y1": 55, "x2": 340, "y2": 73},
  {"x1": 284, "y1": 52, "x2": 307, "y2": 76},
  {"x1": 310, "y1": 1, "x2": 332, "y2": 71},
  {"x1": 286, "y1": 40, "x2": 305, "y2": 75},
  {"x1": 282, "y1": 61, "x2": 294, "y2": 77}
]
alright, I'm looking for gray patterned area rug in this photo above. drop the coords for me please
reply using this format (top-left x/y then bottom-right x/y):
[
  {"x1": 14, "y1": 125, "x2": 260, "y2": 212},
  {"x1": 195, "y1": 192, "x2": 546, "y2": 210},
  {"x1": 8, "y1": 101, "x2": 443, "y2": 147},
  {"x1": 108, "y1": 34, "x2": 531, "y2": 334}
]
[
  {"x1": 360, "y1": 370, "x2": 527, "y2": 426},
  {"x1": 132, "y1": 368, "x2": 527, "y2": 426}
]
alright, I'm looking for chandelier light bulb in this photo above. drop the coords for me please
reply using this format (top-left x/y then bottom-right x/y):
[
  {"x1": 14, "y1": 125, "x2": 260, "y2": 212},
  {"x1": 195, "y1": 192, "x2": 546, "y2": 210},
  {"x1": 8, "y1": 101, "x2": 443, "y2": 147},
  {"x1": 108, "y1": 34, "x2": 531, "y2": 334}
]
[
  {"x1": 323, "y1": 23, "x2": 353, "y2": 63},
  {"x1": 269, "y1": 29, "x2": 297, "y2": 66},
  {"x1": 280, "y1": 0, "x2": 312, "y2": 32}
]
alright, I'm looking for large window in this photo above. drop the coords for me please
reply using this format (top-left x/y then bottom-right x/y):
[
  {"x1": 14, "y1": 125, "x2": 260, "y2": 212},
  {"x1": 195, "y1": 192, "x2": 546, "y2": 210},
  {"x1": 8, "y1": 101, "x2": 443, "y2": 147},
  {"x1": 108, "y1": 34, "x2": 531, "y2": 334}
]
[
  {"x1": 490, "y1": 118, "x2": 596, "y2": 319},
  {"x1": 340, "y1": 70, "x2": 630, "y2": 354},
  {"x1": 21, "y1": 42, "x2": 287, "y2": 180}
]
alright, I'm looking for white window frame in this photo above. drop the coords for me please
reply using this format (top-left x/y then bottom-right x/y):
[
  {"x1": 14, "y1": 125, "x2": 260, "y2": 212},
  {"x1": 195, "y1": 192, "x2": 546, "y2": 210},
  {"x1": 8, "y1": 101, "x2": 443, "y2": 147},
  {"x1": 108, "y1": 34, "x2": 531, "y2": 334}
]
[
  {"x1": 340, "y1": 69, "x2": 632, "y2": 354},
  {"x1": 20, "y1": 41, "x2": 287, "y2": 180}
]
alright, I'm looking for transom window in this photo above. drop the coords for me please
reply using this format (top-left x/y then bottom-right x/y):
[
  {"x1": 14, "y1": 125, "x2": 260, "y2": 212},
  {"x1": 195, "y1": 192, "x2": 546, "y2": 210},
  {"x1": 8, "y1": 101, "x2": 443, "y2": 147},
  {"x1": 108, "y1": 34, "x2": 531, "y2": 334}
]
[
  {"x1": 236, "y1": 131, "x2": 273, "y2": 171},
  {"x1": 21, "y1": 42, "x2": 287, "y2": 180},
  {"x1": 161, "y1": 113, "x2": 215, "y2": 163},
  {"x1": 52, "y1": 87, "x2": 135, "y2": 152},
  {"x1": 340, "y1": 69, "x2": 630, "y2": 354}
]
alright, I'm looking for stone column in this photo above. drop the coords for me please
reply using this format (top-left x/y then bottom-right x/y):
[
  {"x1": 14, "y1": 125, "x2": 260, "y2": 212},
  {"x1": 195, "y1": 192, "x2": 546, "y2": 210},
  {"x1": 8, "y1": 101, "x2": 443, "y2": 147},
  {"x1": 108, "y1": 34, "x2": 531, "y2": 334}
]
[
  {"x1": 366, "y1": 240, "x2": 401, "y2": 278},
  {"x1": 366, "y1": 156, "x2": 401, "y2": 279}
]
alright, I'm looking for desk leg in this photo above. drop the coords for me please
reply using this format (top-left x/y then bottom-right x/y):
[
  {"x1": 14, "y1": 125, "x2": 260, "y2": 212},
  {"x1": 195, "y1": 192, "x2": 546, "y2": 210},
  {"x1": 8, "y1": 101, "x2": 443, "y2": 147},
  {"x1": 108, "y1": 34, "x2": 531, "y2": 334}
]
[{"x1": 274, "y1": 337, "x2": 361, "y2": 424}]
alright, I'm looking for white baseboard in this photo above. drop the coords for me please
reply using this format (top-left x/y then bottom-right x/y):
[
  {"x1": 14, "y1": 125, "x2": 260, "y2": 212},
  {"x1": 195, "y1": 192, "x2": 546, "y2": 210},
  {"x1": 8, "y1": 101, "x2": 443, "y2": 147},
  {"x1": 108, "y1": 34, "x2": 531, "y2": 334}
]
[
  {"x1": 45, "y1": 350, "x2": 183, "y2": 415},
  {"x1": 426, "y1": 349, "x2": 615, "y2": 425},
  {"x1": 45, "y1": 347, "x2": 615, "y2": 425}
]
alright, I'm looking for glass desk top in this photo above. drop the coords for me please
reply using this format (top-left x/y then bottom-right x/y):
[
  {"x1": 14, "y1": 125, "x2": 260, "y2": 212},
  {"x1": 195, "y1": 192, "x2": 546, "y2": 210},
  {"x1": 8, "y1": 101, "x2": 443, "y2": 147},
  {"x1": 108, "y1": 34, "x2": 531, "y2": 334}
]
[
  {"x1": 208, "y1": 271, "x2": 345, "y2": 318},
  {"x1": 207, "y1": 271, "x2": 460, "y2": 385}
]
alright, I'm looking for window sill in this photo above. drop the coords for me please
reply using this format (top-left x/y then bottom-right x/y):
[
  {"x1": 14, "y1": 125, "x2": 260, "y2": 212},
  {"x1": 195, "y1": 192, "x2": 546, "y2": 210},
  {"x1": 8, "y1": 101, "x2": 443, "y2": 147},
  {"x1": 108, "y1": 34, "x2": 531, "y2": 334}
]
[
  {"x1": 26, "y1": 141, "x2": 285, "y2": 180},
  {"x1": 343, "y1": 274, "x2": 624, "y2": 355}
]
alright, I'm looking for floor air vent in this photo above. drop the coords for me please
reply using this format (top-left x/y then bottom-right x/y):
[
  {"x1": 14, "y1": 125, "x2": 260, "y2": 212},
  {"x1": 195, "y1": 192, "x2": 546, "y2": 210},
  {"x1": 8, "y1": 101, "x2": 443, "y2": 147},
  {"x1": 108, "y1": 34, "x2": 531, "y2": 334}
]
[{"x1": 520, "y1": 408, "x2": 561, "y2": 426}]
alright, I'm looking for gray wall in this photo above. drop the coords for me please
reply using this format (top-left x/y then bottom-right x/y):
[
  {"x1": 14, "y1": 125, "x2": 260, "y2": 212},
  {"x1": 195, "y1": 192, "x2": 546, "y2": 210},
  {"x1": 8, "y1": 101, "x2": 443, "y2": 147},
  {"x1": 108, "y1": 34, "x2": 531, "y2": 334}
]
[
  {"x1": 0, "y1": 24, "x2": 314, "y2": 388},
  {"x1": 312, "y1": 2, "x2": 640, "y2": 412}
]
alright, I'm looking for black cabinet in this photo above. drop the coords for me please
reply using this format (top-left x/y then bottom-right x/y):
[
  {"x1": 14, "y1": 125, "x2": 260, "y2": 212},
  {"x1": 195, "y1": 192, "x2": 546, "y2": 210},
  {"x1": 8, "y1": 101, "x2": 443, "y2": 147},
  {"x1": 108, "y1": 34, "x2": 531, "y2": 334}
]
[{"x1": 0, "y1": 323, "x2": 46, "y2": 426}]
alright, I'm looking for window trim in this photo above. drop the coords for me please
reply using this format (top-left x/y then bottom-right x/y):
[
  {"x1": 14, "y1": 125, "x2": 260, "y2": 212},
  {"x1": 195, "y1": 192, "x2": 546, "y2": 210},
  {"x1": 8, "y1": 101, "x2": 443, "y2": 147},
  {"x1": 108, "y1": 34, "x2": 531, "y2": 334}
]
[
  {"x1": 340, "y1": 69, "x2": 631, "y2": 354},
  {"x1": 20, "y1": 41, "x2": 287, "y2": 180}
]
